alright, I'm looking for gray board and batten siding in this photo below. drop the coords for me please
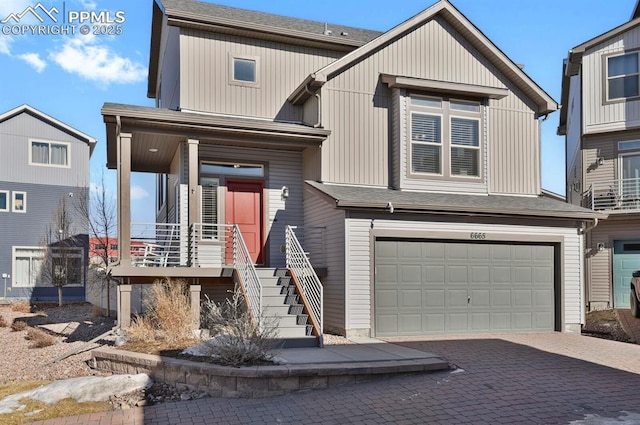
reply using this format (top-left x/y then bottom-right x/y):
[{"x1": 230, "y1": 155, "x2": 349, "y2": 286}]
[{"x1": 318, "y1": 14, "x2": 542, "y2": 195}]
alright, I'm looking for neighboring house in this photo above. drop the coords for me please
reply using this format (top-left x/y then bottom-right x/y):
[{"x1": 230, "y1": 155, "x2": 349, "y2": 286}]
[
  {"x1": 88, "y1": 237, "x2": 124, "y2": 268},
  {"x1": 0, "y1": 105, "x2": 95, "y2": 302},
  {"x1": 559, "y1": 2, "x2": 640, "y2": 311},
  {"x1": 103, "y1": 0, "x2": 599, "y2": 341}
]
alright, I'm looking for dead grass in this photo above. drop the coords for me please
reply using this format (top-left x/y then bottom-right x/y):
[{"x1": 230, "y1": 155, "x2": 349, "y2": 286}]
[
  {"x1": 25, "y1": 327, "x2": 56, "y2": 348},
  {"x1": 125, "y1": 279, "x2": 196, "y2": 345},
  {"x1": 0, "y1": 396, "x2": 111, "y2": 425},
  {"x1": 10, "y1": 321, "x2": 27, "y2": 332},
  {"x1": 10, "y1": 302, "x2": 31, "y2": 314},
  {"x1": 0, "y1": 381, "x2": 49, "y2": 399},
  {"x1": 0, "y1": 315, "x2": 6, "y2": 328}
]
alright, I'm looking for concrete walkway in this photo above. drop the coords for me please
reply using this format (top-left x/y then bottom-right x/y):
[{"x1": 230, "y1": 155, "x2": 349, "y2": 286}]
[{"x1": 27, "y1": 332, "x2": 640, "y2": 425}]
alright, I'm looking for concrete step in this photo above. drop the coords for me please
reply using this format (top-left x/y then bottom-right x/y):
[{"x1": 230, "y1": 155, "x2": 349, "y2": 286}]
[
  {"x1": 266, "y1": 325, "x2": 309, "y2": 339},
  {"x1": 262, "y1": 314, "x2": 301, "y2": 328},
  {"x1": 267, "y1": 336, "x2": 319, "y2": 348}
]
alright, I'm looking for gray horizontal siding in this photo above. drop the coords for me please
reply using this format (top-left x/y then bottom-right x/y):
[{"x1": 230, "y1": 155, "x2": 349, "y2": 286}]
[
  {"x1": 303, "y1": 187, "x2": 346, "y2": 334},
  {"x1": 0, "y1": 112, "x2": 90, "y2": 188},
  {"x1": 0, "y1": 182, "x2": 88, "y2": 300}
]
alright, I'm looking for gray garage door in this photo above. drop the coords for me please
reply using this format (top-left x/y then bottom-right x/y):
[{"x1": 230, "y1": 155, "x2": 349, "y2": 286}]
[{"x1": 374, "y1": 239, "x2": 556, "y2": 337}]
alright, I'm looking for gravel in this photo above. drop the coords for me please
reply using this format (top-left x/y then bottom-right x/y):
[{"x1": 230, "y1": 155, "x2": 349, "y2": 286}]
[{"x1": 0, "y1": 303, "x2": 116, "y2": 384}]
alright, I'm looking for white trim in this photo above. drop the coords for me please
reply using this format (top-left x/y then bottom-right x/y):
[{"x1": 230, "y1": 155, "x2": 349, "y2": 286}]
[
  {"x1": 229, "y1": 53, "x2": 260, "y2": 87},
  {"x1": 12, "y1": 191, "x2": 26, "y2": 213},
  {"x1": 28, "y1": 138, "x2": 71, "y2": 168},
  {"x1": 0, "y1": 190, "x2": 8, "y2": 212},
  {"x1": 449, "y1": 114, "x2": 481, "y2": 179},
  {"x1": 409, "y1": 110, "x2": 444, "y2": 176}
]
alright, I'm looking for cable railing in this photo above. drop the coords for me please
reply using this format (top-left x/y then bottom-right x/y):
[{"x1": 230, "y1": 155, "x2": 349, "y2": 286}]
[
  {"x1": 584, "y1": 178, "x2": 640, "y2": 211},
  {"x1": 129, "y1": 223, "x2": 186, "y2": 267},
  {"x1": 232, "y1": 225, "x2": 262, "y2": 326},
  {"x1": 285, "y1": 225, "x2": 323, "y2": 336}
]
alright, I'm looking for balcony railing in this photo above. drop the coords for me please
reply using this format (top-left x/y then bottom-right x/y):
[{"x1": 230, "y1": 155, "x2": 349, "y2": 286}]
[
  {"x1": 130, "y1": 223, "x2": 187, "y2": 267},
  {"x1": 584, "y1": 178, "x2": 640, "y2": 211}
]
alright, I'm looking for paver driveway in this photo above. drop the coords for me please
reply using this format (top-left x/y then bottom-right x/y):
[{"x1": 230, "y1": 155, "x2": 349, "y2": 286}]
[{"x1": 31, "y1": 333, "x2": 640, "y2": 425}]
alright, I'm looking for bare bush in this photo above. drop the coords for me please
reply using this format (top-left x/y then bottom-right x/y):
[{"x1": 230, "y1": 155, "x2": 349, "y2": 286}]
[
  {"x1": 11, "y1": 320, "x2": 28, "y2": 332},
  {"x1": 126, "y1": 314, "x2": 156, "y2": 343},
  {"x1": 125, "y1": 279, "x2": 196, "y2": 344},
  {"x1": 0, "y1": 315, "x2": 6, "y2": 327},
  {"x1": 25, "y1": 327, "x2": 56, "y2": 348},
  {"x1": 199, "y1": 288, "x2": 279, "y2": 367},
  {"x1": 11, "y1": 301, "x2": 32, "y2": 313}
]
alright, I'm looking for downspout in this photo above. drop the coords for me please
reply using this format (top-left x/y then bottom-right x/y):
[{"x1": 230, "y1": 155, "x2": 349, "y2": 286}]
[
  {"x1": 578, "y1": 217, "x2": 599, "y2": 328},
  {"x1": 578, "y1": 218, "x2": 598, "y2": 235},
  {"x1": 304, "y1": 84, "x2": 322, "y2": 128}
]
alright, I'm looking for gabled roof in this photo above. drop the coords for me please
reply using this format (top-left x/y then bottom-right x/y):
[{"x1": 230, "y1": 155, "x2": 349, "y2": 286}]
[
  {"x1": 148, "y1": 0, "x2": 382, "y2": 98},
  {"x1": 289, "y1": 0, "x2": 557, "y2": 116},
  {"x1": 558, "y1": 13, "x2": 640, "y2": 134},
  {"x1": 0, "y1": 104, "x2": 97, "y2": 155},
  {"x1": 307, "y1": 181, "x2": 604, "y2": 220}
]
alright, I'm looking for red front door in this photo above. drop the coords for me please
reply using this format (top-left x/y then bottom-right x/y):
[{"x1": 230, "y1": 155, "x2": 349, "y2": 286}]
[{"x1": 225, "y1": 180, "x2": 264, "y2": 264}]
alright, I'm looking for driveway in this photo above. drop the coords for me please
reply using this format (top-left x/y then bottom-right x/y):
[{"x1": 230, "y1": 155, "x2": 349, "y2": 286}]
[{"x1": 30, "y1": 333, "x2": 640, "y2": 425}]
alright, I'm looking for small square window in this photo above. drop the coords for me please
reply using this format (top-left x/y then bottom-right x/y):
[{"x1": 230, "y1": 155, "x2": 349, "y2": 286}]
[
  {"x1": 0, "y1": 191, "x2": 8, "y2": 212},
  {"x1": 233, "y1": 58, "x2": 256, "y2": 82},
  {"x1": 12, "y1": 192, "x2": 26, "y2": 213}
]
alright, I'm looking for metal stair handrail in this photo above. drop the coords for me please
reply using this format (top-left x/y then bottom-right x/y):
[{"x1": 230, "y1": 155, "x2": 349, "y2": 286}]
[
  {"x1": 232, "y1": 225, "x2": 262, "y2": 327},
  {"x1": 285, "y1": 225, "x2": 323, "y2": 335}
]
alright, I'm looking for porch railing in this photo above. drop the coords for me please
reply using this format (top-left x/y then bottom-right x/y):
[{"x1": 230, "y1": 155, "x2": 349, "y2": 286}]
[
  {"x1": 232, "y1": 225, "x2": 262, "y2": 325},
  {"x1": 189, "y1": 223, "x2": 234, "y2": 267},
  {"x1": 285, "y1": 225, "x2": 323, "y2": 335},
  {"x1": 584, "y1": 178, "x2": 640, "y2": 211},
  {"x1": 130, "y1": 223, "x2": 186, "y2": 267}
]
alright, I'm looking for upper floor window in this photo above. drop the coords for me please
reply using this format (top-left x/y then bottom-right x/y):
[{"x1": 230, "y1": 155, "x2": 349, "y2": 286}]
[
  {"x1": 410, "y1": 95, "x2": 482, "y2": 179},
  {"x1": 30, "y1": 140, "x2": 70, "y2": 167},
  {"x1": 607, "y1": 53, "x2": 640, "y2": 100},
  {"x1": 12, "y1": 191, "x2": 26, "y2": 213},
  {"x1": 0, "y1": 191, "x2": 8, "y2": 212},
  {"x1": 229, "y1": 54, "x2": 259, "y2": 87}
]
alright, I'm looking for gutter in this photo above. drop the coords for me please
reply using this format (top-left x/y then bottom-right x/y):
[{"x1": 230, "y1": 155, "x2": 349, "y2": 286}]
[{"x1": 578, "y1": 218, "x2": 599, "y2": 235}]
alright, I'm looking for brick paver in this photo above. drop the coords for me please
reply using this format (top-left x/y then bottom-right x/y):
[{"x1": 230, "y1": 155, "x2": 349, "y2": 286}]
[
  {"x1": 616, "y1": 308, "x2": 640, "y2": 343},
  {"x1": 28, "y1": 333, "x2": 640, "y2": 424}
]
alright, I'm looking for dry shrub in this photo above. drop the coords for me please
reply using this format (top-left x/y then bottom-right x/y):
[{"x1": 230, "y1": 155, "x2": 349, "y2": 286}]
[
  {"x1": 125, "y1": 279, "x2": 195, "y2": 344},
  {"x1": 199, "y1": 288, "x2": 279, "y2": 367},
  {"x1": 25, "y1": 326, "x2": 56, "y2": 348},
  {"x1": 0, "y1": 315, "x2": 7, "y2": 328},
  {"x1": 11, "y1": 321, "x2": 28, "y2": 332},
  {"x1": 126, "y1": 314, "x2": 156, "y2": 343},
  {"x1": 10, "y1": 301, "x2": 31, "y2": 313}
]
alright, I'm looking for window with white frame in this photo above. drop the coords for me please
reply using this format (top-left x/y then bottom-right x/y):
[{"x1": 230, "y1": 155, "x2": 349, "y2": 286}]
[
  {"x1": 30, "y1": 140, "x2": 70, "y2": 167},
  {"x1": 409, "y1": 95, "x2": 482, "y2": 179},
  {"x1": 230, "y1": 54, "x2": 259, "y2": 86},
  {"x1": 0, "y1": 190, "x2": 8, "y2": 212},
  {"x1": 13, "y1": 247, "x2": 44, "y2": 287},
  {"x1": 12, "y1": 191, "x2": 26, "y2": 213},
  {"x1": 607, "y1": 52, "x2": 640, "y2": 100}
]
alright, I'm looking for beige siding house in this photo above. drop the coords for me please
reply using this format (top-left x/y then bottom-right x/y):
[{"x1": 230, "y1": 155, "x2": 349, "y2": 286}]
[
  {"x1": 104, "y1": 0, "x2": 598, "y2": 342},
  {"x1": 559, "y1": 2, "x2": 640, "y2": 312}
]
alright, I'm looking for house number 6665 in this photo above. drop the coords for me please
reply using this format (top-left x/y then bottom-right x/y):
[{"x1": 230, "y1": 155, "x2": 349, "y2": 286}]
[{"x1": 470, "y1": 232, "x2": 486, "y2": 240}]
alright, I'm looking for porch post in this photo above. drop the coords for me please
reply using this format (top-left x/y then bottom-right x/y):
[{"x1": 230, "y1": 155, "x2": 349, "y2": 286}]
[
  {"x1": 190, "y1": 283, "x2": 201, "y2": 330},
  {"x1": 117, "y1": 132, "x2": 132, "y2": 266},
  {"x1": 188, "y1": 139, "x2": 200, "y2": 226},
  {"x1": 117, "y1": 284, "x2": 132, "y2": 328}
]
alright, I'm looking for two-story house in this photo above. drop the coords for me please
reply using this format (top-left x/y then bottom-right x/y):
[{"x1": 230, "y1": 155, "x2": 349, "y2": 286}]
[
  {"x1": 104, "y1": 0, "x2": 599, "y2": 342},
  {"x1": 559, "y1": 2, "x2": 640, "y2": 312},
  {"x1": 0, "y1": 105, "x2": 95, "y2": 302}
]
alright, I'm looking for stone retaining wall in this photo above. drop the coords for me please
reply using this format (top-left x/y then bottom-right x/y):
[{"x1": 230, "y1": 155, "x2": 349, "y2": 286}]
[{"x1": 91, "y1": 347, "x2": 448, "y2": 398}]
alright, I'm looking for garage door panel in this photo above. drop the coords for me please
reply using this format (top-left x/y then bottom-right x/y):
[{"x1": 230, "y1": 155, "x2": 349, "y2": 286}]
[
  {"x1": 375, "y1": 240, "x2": 556, "y2": 336},
  {"x1": 448, "y1": 266, "x2": 469, "y2": 283}
]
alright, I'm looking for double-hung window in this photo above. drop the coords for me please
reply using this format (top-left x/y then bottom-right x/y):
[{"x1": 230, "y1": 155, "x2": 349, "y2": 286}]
[
  {"x1": 607, "y1": 52, "x2": 640, "y2": 100},
  {"x1": 410, "y1": 95, "x2": 482, "y2": 179},
  {"x1": 30, "y1": 140, "x2": 70, "y2": 167}
]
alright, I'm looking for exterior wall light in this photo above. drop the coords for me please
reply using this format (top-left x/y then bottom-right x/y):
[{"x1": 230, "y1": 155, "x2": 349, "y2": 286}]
[
  {"x1": 597, "y1": 243, "x2": 606, "y2": 252},
  {"x1": 281, "y1": 186, "x2": 289, "y2": 200},
  {"x1": 598, "y1": 157, "x2": 604, "y2": 166}
]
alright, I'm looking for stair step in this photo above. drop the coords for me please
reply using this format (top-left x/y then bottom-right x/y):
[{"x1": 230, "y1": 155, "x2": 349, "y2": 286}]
[
  {"x1": 262, "y1": 315, "x2": 300, "y2": 328},
  {"x1": 268, "y1": 336, "x2": 319, "y2": 348},
  {"x1": 265, "y1": 325, "x2": 309, "y2": 339},
  {"x1": 296, "y1": 314, "x2": 309, "y2": 326},
  {"x1": 261, "y1": 286, "x2": 286, "y2": 296}
]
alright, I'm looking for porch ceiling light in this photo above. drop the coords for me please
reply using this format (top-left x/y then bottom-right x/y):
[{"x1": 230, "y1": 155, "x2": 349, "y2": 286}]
[{"x1": 149, "y1": 148, "x2": 159, "y2": 153}]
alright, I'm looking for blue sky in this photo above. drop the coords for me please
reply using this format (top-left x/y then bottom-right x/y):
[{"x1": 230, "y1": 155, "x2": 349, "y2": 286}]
[{"x1": 0, "y1": 0, "x2": 635, "y2": 224}]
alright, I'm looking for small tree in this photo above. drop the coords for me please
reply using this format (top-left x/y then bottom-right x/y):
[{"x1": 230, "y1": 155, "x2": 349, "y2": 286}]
[
  {"x1": 41, "y1": 197, "x2": 84, "y2": 306},
  {"x1": 76, "y1": 171, "x2": 117, "y2": 316}
]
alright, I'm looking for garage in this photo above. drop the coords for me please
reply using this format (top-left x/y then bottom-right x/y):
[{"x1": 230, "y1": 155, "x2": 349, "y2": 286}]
[{"x1": 374, "y1": 238, "x2": 559, "y2": 336}]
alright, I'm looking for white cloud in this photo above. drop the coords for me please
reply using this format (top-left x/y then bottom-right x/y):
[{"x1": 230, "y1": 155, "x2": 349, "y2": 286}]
[
  {"x1": 77, "y1": 0, "x2": 98, "y2": 9},
  {"x1": 131, "y1": 186, "x2": 149, "y2": 201},
  {"x1": 18, "y1": 52, "x2": 46, "y2": 72},
  {"x1": 0, "y1": 37, "x2": 12, "y2": 55},
  {"x1": 50, "y1": 36, "x2": 147, "y2": 86}
]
